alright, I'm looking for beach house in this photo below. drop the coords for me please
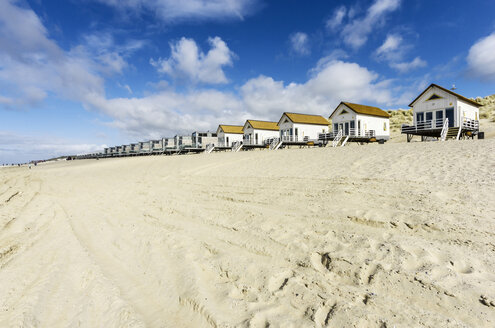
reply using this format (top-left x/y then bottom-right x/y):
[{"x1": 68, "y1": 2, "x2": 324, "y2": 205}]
[
  {"x1": 174, "y1": 135, "x2": 193, "y2": 149},
  {"x1": 242, "y1": 120, "x2": 279, "y2": 147},
  {"x1": 162, "y1": 138, "x2": 175, "y2": 149},
  {"x1": 216, "y1": 125, "x2": 244, "y2": 147},
  {"x1": 401, "y1": 84, "x2": 481, "y2": 141},
  {"x1": 130, "y1": 143, "x2": 139, "y2": 155},
  {"x1": 123, "y1": 144, "x2": 132, "y2": 155},
  {"x1": 139, "y1": 141, "x2": 150, "y2": 154},
  {"x1": 277, "y1": 112, "x2": 329, "y2": 143},
  {"x1": 192, "y1": 131, "x2": 217, "y2": 149},
  {"x1": 149, "y1": 140, "x2": 163, "y2": 154},
  {"x1": 324, "y1": 102, "x2": 390, "y2": 144}
]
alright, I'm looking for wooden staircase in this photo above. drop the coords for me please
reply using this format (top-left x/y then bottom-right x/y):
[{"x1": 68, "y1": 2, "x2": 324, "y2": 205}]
[{"x1": 445, "y1": 127, "x2": 460, "y2": 140}]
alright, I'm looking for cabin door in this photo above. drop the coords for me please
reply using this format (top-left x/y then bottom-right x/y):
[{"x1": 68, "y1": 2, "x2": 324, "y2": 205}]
[
  {"x1": 344, "y1": 122, "x2": 349, "y2": 135},
  {"x1": 226, "y1": 136, "x2": 229, "y2": 146},
  {"x1": 255, "y1": 133, "x2": 258, "y2": 144},
  {"x1": 350, "y1": 121, "x2": 355, "y2": 136},
  {"x1": 358, "y1": 120, "x2": 361, "y2": 136},
  {"x1": 446, "y1": 108, "x2": 454, "y2": 127}
]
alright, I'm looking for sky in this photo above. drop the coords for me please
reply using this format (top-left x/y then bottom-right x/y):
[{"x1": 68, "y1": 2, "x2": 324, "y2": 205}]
[{"x1": 1, "y1": 0, "x2": 495, "y2": 163}]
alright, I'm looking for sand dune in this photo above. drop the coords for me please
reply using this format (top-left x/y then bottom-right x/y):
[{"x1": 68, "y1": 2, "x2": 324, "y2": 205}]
[{"x1": 1, "y1": 140, "x2": 495, "y2": 327}]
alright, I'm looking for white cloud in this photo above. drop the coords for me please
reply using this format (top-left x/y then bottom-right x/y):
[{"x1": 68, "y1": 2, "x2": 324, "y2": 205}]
[
  {"x1": 340, "y1": 0, "x2": 401, "y2": 49},
  {"x1": 0, "y1": 0, "x2": 409, "y2": 158},
  {"x1": 94, "y1": 0, "x2": 259, "y2": 22},
  {"x1": 289, "y1": 32, "x2": 310, "y2": 56},
  {"x1": 390, "y1": 56, "x2": 427, "y2": 73},
  {"x1": 467, "y1": 32, "x2": 495, "y2": 81},
  {"x1": 376, "y1": 34, "x2": 402, "y2": 58},
  {"x1": 374, "y1": 34, "x2": 426, "y2": 72},
  {"x1": 0, "y1": 131, "x2": 104, "y2": 164},
  {"x1": 326, "y1": 6, "x2": 346, "y2": 32},
  {"x1": 150, "y1": 37, "x2": 234, "y2": 84}
]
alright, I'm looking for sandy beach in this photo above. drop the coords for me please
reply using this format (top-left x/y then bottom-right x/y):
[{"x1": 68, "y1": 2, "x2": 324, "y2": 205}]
[{"x1": 1, "y1": 139, "x2": 495, "y2": 327}]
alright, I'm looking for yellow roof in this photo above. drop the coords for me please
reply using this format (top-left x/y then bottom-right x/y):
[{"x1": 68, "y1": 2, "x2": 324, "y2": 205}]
[
  {"x1": 337, "y1": 102, "x2": 390, "y2": 118},
  {"x1": 279, "y1": 112, "x2": 329, "y2": 125},
  {"x1": 218, "y1": 125, "x2": 244, "y2": 134},
  {"x1": 245, "y1": 120, "x2": 279, "y2": 131}
]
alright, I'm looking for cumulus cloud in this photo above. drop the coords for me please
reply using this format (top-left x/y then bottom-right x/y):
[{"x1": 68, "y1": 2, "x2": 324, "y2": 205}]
[
  {"x1": 150, "y1": 37, "x2": 234, "y2": 84},
  {"x1": 289, "y1": 32, "x2": 310, "y2": 56},
  {"x1": 0, "y1": 0, "x2": 407, "y2": 155},
  {"x1": 339, "y1": 0, "x2": 401, "y2": 49},
  {"x1": 467, "y1": 32, "x2": 495, "y2": 81},
  {"x1": 390, "y1": 57, "x2": 427, "y2": 73},
  {"x1": 94, "y1": 0, "x2": 259, "y2": 22},
  {"x1": 0, "y1": 1, "x2": 146, "y2": 108}
]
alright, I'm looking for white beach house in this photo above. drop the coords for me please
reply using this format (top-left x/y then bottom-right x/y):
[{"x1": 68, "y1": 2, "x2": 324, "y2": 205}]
[
  {"x1": 174, "y1": 135, "x2": 193, "y2": 149},
  {"x1": 139, "y1": 141, "x2": 150, "y2": 154},
  {"x1": 401, "y1": 84, "x2": 481, "y2": 141},
  {"x1": 328, "y1": 102, "x2": 390, "y2": 142},
  {"x1": 123, "y1": 144, "x2": 131, "y2": 155},
  {"x1": 216, "y1": 125, "x2": 244, "y2": 147},
  {"x1": 277, "y1": 112, "x2": 329, "y2": 142},
  {"x1": 149, "y1": 140, "x2": 163, "y2": 153},
  {"x1": 242, "y1": 120, "x2": 279, "y2": 146},
  {"x1": 130, "y1": 143, "x2": 139, "y2": 155},
  {"x1": 192, "y1": 131, "x2": 218, "y2": 149}
]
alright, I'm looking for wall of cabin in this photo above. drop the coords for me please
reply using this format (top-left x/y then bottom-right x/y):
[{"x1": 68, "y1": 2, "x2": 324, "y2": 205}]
[
  {"x1": 243, "y1": 126, "x2": 279, "y2": 144},
  {"x1": 457, "y1": 100, "x2": 479, "y2": 122},
  {"x1": 278, "y1": 116, "x2": 328, "y2": 141},
  {"x1": 217, "y1": 131, "x2": 243, "y2": 147}
]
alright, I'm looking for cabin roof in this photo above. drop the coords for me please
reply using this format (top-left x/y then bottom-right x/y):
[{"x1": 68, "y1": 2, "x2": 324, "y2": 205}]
[
  {"x1": 245, "y1": 120, "x2": 279, "y2": 131},
  {"x1": 409, "y1": 83, "x2": 481, "y2": 107},
  {"x1": 278, "y1": 112, "x2": 329, "y2": 126},
  {"x1": 218, "y1": 125, "x2": 244, "y2": 134},
  {"x1": 331, "y1": 102, "x2": 390, "y2": 118}
]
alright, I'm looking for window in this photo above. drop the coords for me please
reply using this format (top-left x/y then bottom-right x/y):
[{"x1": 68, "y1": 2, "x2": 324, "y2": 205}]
[
  {"x1": 340, "y1": 109, "x2": 348, "y2": 115},
  {"x1": 333, "y1": 123, "x2": 338, "y2": 132},
  {"x1": 383, "y1": 122, "x2": 387, "y2": 131}
]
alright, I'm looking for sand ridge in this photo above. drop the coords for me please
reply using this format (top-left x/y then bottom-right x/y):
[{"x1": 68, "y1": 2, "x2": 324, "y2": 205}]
[{"x1": 0, "y1": 139, "x2": 495, "y2": 327}]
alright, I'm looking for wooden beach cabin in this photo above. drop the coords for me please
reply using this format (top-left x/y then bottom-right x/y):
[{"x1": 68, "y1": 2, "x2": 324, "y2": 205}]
[
  {"x1": 192, "y1": 131, "x2": 217, "y2": 149},
  {"x1": 242, "y1": 120, "x2": 279, "y2": 148},
  {"x1": 276, "y1": 112, "x2": 329, "y2": 147},
  {"x1": 216, "y1": 125, "x2": 244, "y2": 148},
  {"x1": 401, "y1": 84, "x2": 481, "y2": 141},
  {"x1": 174, "y1": 135, "x2": 193, "y2": 149},
  {"x1": 321, "y1": 102, "x2": 390, "y2": 146},
  {"x1": 149, "y1": 140, "x2": 163, "y2": 154},
  {"x1": 139, "y1": 141, "x2": 150, "y2": 154},
  {"x1": 130, "y1": 143, "x2": 139, "y2": 155},
  {"x1": 123, "y1": 144, "x2": 132, "y2": 155}
]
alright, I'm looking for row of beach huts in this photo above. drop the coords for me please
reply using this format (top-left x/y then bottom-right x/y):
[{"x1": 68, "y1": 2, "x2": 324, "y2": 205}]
[{"x1": 75, "y1": 84, "x2": 482, "y2": 159}]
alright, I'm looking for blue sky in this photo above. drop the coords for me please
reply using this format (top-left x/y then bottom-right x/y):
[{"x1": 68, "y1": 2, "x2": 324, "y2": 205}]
[{"x1": 1, "y1": 0, "x2": 495, "y2": 163}]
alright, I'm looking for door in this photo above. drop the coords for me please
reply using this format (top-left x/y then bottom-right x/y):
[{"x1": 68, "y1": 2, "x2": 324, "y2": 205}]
[
  {"x1": 445, "y1": 108, "x2": 454, "y2": 127},
  {"x1": 255, "y1": 133, "x2": 258, "y2": 145},
  {"x1": 344, "y1": 122, "x2": 349, "y2": 135},
  {"x1": 226, "y1": 136, "x2": 229, "y2": 146},
  {"x1": 334, "y1": 123, "x2": 338, "y2": 133},
  {"x1": 294, "y1": 128, "x2": 298, "y2": 141},
  {"x1": 350, "y1": 121, "x2": 355, "y2": 136},
  {"x1": 358, "y1": 120, "x2": 361, "y2": 136}
]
